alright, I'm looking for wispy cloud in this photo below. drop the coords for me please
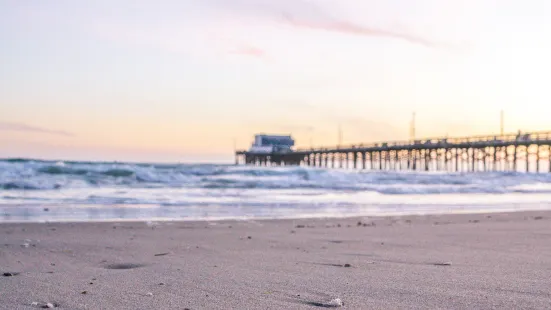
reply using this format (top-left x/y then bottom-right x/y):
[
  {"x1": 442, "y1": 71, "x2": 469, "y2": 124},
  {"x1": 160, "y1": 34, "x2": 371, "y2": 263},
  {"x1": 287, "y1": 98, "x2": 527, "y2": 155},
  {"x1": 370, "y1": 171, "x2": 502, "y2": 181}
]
[
  {"x1": 213, "y1": 0, "x2": 438, "y2": 47},
  {"x1": 230, "y1": 44, "x2": 268, "y2": 59},
  {"x1": 0, "y1": 121, "x2": 74, "y2": 137},
  {"x1": 281, "y1": 13, "x2": 436, "y2": 47}
]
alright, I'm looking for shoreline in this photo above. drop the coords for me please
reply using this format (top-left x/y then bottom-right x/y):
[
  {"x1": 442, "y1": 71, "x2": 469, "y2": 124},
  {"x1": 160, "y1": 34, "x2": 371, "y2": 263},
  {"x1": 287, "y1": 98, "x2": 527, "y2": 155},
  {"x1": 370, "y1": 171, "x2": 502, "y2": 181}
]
[
  {"x1": 2, "y1": 210, "x2": 551, "y2": 309},
  {"x1": 2, "y1": 204, "x2": 551, "y2": 224},
  {"x1": 1, "y1": 209, "x2": 548, "y2": 227}
]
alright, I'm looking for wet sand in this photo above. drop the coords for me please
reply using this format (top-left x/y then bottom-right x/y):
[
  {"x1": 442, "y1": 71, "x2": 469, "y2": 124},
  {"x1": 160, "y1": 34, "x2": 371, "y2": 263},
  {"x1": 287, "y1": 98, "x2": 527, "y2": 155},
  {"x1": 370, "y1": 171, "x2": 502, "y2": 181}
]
[{"x1": 1, "y1": 211, "x2": 551, "y2": 309}]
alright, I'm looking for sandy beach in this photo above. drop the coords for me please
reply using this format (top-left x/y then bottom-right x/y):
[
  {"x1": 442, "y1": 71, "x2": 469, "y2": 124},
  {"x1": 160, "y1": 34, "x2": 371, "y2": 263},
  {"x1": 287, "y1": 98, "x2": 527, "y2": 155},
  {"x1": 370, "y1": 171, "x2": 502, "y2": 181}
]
[{"x1": 1, "y1": 211, "x2": 551, "y2": 309}]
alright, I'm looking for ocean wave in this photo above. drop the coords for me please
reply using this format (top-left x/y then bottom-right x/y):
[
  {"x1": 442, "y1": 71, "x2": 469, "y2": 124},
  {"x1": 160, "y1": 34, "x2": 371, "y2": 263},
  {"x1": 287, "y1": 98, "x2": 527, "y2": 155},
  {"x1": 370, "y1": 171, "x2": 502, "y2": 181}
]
[
  {"x1": 102, "y1": 169, "x2": 135, "y2": 177},
  {"x1": 38, "y1": 165, "x2": 89, "y2": 176},
  {"x1": 2, "y1": 182, "x2": 40, "y2": 190},
  {"x1": 1, "y1": 181, "x2": 58, "y2": 190},
  {"x1": 3, "y1": 160, "x2": 551, "y2": 195},
  {"x1": 1, "y1": 158, "x2": 32, "y2": 163}
]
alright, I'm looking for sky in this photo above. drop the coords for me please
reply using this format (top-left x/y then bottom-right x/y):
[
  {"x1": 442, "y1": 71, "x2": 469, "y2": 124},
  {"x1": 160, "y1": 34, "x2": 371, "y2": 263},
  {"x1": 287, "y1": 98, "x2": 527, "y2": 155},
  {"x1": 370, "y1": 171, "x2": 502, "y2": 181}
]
[{"x1": 1, "y1": 0, "x2": 551, "y2": 162}]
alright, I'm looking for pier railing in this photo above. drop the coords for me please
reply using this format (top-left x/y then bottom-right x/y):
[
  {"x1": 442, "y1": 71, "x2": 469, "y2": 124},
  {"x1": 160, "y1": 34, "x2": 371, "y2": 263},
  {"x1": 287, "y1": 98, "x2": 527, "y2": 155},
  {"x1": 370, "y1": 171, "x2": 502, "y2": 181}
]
[{"x1": 292, "y1": 130, "x2": 551, "y2": 153}]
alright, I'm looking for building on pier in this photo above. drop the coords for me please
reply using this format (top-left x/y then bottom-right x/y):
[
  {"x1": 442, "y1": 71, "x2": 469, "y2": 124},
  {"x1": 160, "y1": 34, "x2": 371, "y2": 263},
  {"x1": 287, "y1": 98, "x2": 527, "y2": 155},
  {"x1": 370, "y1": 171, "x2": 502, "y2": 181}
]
[
  {"x1": 234, "y1": 134, "x2": 300, "y2": 166},
  {"x1": 248, "y1": 134, "x2": 295, "y2": 154}
]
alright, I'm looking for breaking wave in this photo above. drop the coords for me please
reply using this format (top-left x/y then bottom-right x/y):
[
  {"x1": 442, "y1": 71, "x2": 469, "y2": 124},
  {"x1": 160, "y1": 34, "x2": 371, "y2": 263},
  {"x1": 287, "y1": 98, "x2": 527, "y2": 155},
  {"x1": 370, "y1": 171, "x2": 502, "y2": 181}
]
[{"x1": 3, "y1": 158, "x2": 551, "y2": 195}]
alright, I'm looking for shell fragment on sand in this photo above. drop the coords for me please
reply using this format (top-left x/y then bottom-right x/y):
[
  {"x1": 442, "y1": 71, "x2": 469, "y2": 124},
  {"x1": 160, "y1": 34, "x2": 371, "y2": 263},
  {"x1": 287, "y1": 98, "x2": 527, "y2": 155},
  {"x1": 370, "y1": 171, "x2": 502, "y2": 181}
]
[{"x1": 328, "y1": 298, "x2": 344, "y2": 307}]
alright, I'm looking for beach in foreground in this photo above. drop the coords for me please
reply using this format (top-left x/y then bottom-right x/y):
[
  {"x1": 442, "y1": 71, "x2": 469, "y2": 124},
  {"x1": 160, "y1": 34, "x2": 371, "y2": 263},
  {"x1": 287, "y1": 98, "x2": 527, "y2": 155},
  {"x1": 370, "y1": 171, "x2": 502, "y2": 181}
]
[{"x1": 1, "y1": 211, "x2": 551, "y2": 309}]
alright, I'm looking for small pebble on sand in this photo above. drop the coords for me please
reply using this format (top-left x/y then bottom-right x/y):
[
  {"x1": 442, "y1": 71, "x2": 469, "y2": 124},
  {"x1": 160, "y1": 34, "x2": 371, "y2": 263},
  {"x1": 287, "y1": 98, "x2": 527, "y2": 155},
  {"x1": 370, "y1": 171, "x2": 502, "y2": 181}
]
[
  {"x1": 146, "y1": 292, "x2": 153, "y2": 296},
  {"x1": 328, "y1": 298, "x2": 344, "y2": 307}
]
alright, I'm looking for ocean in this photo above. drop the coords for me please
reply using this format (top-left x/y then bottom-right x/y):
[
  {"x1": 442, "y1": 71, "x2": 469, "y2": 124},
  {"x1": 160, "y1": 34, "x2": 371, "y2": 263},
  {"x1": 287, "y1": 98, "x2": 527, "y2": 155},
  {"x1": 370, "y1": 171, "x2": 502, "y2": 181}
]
[{"x1": 2, "y1": 158, "x2": 551, "y2": 222}]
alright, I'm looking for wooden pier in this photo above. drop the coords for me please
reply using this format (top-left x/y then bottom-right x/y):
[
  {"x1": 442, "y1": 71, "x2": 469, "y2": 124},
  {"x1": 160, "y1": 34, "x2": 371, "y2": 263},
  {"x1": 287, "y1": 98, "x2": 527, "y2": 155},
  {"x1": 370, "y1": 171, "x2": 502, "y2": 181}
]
[{"x1": 235, "y1": 131, "x2": 551, "y2": 173}]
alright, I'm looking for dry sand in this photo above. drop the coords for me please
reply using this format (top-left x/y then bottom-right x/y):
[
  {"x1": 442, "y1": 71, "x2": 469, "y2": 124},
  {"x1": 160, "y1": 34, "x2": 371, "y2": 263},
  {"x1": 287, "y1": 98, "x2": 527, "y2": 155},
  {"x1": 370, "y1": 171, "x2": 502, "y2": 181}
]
[{"x1": 1, "y1": 211, "x2": 551, "y2": 309}]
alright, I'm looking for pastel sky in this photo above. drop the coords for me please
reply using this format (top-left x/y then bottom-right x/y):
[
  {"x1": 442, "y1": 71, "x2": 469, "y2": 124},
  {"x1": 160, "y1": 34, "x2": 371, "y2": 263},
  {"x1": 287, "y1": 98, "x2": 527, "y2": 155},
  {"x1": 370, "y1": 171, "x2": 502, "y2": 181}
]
[{"x1": 1, "y1": 0, "x2": 550, "y2": 162}]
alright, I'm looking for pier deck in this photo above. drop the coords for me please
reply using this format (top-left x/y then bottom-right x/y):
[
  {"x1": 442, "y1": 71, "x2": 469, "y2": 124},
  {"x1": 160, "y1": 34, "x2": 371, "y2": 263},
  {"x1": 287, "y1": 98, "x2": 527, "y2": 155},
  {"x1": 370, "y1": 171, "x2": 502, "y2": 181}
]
[{"x1": 235, "y1": 131, "x2": 551, "y2": 173}]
